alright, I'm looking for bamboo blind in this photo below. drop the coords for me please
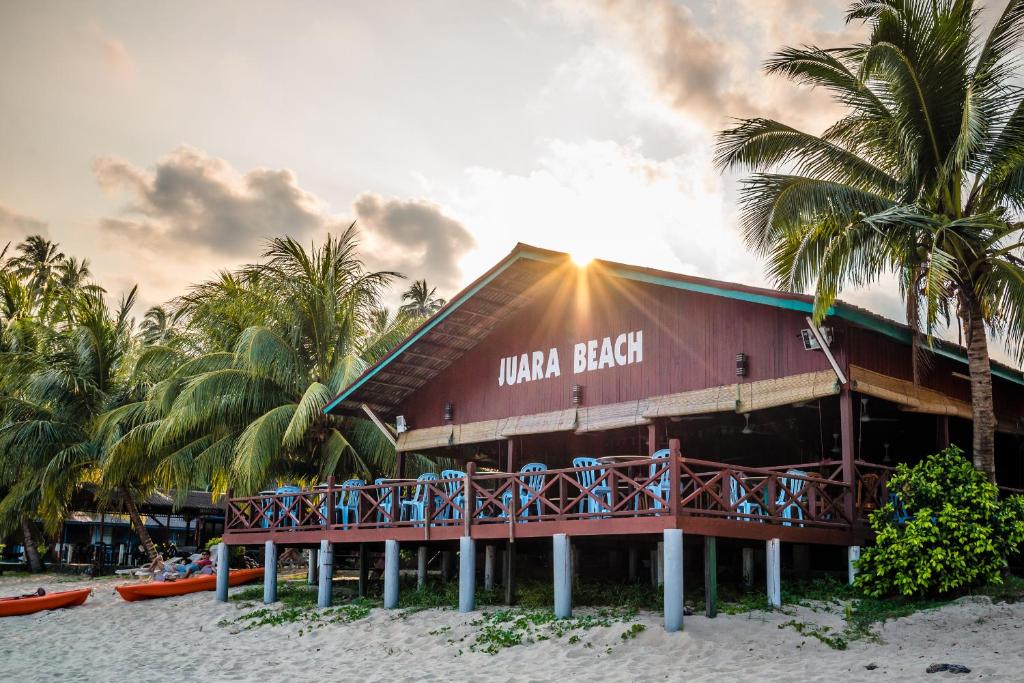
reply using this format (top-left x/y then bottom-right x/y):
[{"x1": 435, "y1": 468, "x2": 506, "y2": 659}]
[
  {"x1": 643, "y1": 384, "x2": 737, "y2": 418},
  {"x1": 575, "y1": 399, "x2": 651, "y2": 433},
  {"x1": 501, "y1": 408, "x2": 578, "y2": 436},
  {"x1": 395, "y1": 424, "x2": 454, "y2": 452},
  {"x1": 451, "y1": 419, "x2": 505, "y2": 446},
  {"x1": 736, "y1": 370, "x2": 840, "y2": 412},
  {"x1": 849, "y1": 365, "x2": 973, "y2": 419}
]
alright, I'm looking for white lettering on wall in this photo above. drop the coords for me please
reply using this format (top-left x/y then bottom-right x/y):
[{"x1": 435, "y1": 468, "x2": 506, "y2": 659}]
[{"x1": 499, "y1": 330, "x2": 644, "y2": 387}]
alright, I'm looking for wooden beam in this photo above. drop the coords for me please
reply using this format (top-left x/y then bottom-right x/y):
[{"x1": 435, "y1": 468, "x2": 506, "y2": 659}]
[
  {"x1": 839, "y1": 385, "x2": 856, "y2": 522},
  {"x1": 361, "y1": 404, "x2": 398, "y2": 447},
  {"x1": 806, "y1": 316, "x2": 847, "y2": 384}
]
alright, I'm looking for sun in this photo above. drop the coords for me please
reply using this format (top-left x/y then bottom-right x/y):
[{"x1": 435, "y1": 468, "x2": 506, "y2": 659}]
[{"x1": 570, "y1": 251, "x2": 594, "y2": 267}]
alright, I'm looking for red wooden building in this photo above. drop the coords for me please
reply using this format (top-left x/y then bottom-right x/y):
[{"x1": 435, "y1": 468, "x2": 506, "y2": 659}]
[{"x1": 220, "y1": 244, "x2": 1024, "y2": 624}]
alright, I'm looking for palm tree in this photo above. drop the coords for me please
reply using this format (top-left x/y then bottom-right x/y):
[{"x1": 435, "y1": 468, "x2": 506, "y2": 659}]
[
  {"x1": 150, "y1": 228, "x2": 409, "y2": 495},
  {"x1": 140, "y1": 305, "x2": 185, "y2": 346},
  {"x1": 715, "y1": 0, "x2": 1024, "y2": 481},
  {"x1": 399, "y1": 279, "x2": 445, "y2": 318}
]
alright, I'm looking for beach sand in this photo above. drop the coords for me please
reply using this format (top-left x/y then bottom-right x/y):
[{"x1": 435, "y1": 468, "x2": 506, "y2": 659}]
[{"x1": 2, "y1": 573, "x2": 1022, "y2": 682}]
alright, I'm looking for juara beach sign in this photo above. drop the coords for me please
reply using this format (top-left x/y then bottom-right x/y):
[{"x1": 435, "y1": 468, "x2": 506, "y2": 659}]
[{"x1": 498, "y1": 330, "x2": 643, "y2": 387}]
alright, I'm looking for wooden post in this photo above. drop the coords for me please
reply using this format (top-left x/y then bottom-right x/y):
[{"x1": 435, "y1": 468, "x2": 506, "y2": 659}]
[
  {"x1": 848, "y1": 546, "x2": 861, "y2": 586},
  {"x1": 656, "y1": 541, "x2": 664, "y2": 586},
  {"x1": 663, "y1": 529, "x2": 684, "y2": 632},
  {"x1": 650, "y1": 548, "x2": 658, "y2": 587},
  {"x1": 263, "y1": 540, "x2": 277, "y2": 604},
  {"x1": 628, "y1": 546, "x2": 638, "y2": 582},
  {"x1": 793, "y1": 544, "x2": 810, "y2": 578},
  {"x1": 484, "y1": 545, "x2": 496, "y2": 590},
  {"x1": 704, "y1": 536, "x2": 717, "y2": 618},
  {"x1": 417, "y1": 546, "x2": 428, "y2": 589},
  {"x1": 384, "y1": 539, "x2": 400, "y2": 609},
  {"x1": 317, "y1": 540, "x2": 333, "y2": 608},
  {"x1": 459, "y1": 536, "x2": 476, "y2": 612},
  {"x1": 464, "y1": 462, "x2": 476, "y2": 535},
  {"x1": 937, "y1": 415, "x2": 950, "y2": 449},
  {"x1": 441, "y1": 551, "x2": 453, "y2": 582},
  {"x1": 504, "y1": 540, "x2": 516, "y2": 605},
  {"x1": 669, "y1": 438, "x2": 681, "y2": 517},
  {"x1": 766, "y1": 539, "x2": 781, "y2": 608},
  {"x1": 742, "y1": 547, "x2": 754, "y2": 590},
  {"x1": 215, "y1": 541, "x2": 229, "y2": 602},
  {"x1": 839, "y1": 386, "x2": 856, "y2": 522},
  {"x1": 553, "y1": 534, "x2": 572, "y2": 618},
  {"x1": 647, "y1": 422, "x2": 658, "y2": 456},
  {"x1": 325, "y1": 475, "x2": 336, "y2": 527},
  {"x1": 395, "y1": 451, "x2": 406, "y2": 480},
  {"x1": 307, "y1": 549, "x2": 317, "y2": 585},
  {"x1": 357, "y1": 543, "x2": 369, "y2": 597}
]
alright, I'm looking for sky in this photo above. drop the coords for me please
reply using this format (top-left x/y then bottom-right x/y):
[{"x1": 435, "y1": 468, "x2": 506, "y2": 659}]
[{"x1": 0, "y1": 0, "x2": 1013, "y2": 359}]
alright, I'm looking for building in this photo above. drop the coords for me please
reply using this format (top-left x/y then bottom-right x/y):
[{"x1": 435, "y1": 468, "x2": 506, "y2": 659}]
[{"x1": 221, "y1": 244, "x2": 1024, "y2": 626}]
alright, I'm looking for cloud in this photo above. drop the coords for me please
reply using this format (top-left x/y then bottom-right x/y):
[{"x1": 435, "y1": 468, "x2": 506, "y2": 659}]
[
  {"x1": 0, "y1": 202, "x2": 49, "y2": 245},
  {"x1": 79, "y1": 21, "x2": 137, "y2": 80},
  {"x1": 353, "y1": 193, "x2": 476, "y2": 294},
  {"x1": 94, "y1": 146, "x2": 329, "y2": 256}
]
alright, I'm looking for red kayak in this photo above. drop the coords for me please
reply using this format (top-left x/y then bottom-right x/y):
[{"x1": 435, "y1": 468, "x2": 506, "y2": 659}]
[
  {"x1": 116, "y1": 568, "x2": 264, "y2": 602},
  {"x1": 0, "y1": 587, "x2": 92, "y2": 617}
]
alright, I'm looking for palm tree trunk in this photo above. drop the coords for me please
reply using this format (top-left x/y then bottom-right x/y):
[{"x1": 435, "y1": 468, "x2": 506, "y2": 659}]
[
  {"x1": 123, "y1": 490, "x2": 160, "y2": 563},
  {"x1": 964, "y1": 297, "x2": 997, "y2": 483},
  {"x1": 20, "y1": 518, "x2": 44, "y2": 573}
]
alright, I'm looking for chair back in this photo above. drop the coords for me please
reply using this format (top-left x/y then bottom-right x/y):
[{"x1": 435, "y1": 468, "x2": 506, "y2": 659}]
[
  {"x1": 777, "y1": 469, "x2": 807, "y2": 504},
  {"x1": 857, "y1": 473, "x2": 882, "y2": 511},
  {"x1": 520, "y1": 462, "x2": 547, "y2": 493},
  {"x1": 412, "y1": 472, "x2": 439, "y2": 503},
  {"x1": 649, "y1": 449, "x2": 671, "y2": 487},
  {"x1": 339, "y1": 479, "x2": 365, "y2": 508},
  {"x1": 572, "y1": 457, "x2": 604, "y2": 489},
  {"x1": 275, "y1": 485, "x2": 301, "y2": 526},
  {"x1": 729, "y1": 475, "x2": 747, "y2": 505}
]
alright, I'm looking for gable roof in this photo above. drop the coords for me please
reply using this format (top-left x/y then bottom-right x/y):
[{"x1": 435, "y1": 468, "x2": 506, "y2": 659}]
[{"x1": 325, "y1": 243, "x2": 1024, "y2": 417}]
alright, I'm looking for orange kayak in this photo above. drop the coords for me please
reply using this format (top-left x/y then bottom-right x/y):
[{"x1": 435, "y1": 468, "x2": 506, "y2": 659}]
[
  {"x1": 0, "y1": 587, "x2": 92, "y2": 617},
  {"x1": 116, "y1": 568, "x2": 264, "y2": 602}
]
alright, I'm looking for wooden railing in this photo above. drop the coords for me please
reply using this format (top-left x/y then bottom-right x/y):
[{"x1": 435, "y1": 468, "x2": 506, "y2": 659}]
[{"x1": 226, "y1": 443, "x2": 866, "y2": 536}]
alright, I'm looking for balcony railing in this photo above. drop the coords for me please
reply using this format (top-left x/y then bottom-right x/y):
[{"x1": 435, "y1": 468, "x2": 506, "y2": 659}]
[{"x1": 225, "y1": 442, "x2": 869, "y2": 537}]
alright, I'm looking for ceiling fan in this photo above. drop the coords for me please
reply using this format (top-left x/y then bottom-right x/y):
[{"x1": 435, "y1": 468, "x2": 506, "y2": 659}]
[
  {"x1": 740, "y1": 412, "x2": 773, "y2": 435},
  {"x1": 860, "y1": 398, "x2": 898, "y2": 423}
]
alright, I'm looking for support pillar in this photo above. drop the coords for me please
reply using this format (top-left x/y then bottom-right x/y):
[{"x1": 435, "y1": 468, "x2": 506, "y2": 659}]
[
  {"x1": 704, "y1": 536, "x2": 717, "y2": 618},
  {"x1": 384, "y1": 539, "x2": 400, "y2": 609},
  {"x1": 656, "y1": 541, "x2": 664, "y2": 586},
  {"x1": 839, "y1": 384, "x2": 856, "y2": 522},
  {"x1": 650, "y1": 548, "x2": 657, "y2": 586},
  {"x1": 263, "y1": 540, "x2": 277, "y2": 604},
  {"x1": 766, "y1": 539, "x2": 781, "y2": 608},
  {"x1": 484, "y1": 545, "x2": 496, "y2": 590},
  {"x1": 418, "y1": 546, "x2": 428, "y2": 589},
  {"x1": 306, "y1": 549, "x2": 317, "y2": 586},
  {"x1": 663, "y1": 529, "x2": 684, "y2": 632},
  {"x1": 357, "y1": 543, "x2": 369, "y2": 598},
  {"x1": 441, "y1": 551, "x2": 453, "y2": 582},
  {"x1": 848, "y1": 546, "x2": 861, "y2": 586},
  {"x1": 215, "y1": 542, "x2": 229, "y2": 602},
  {"x1": 317, "y1": 540, "x2": 333, "y2": 608},
  {"x1": 459, "y1": 536, "x2": 476, "y2": 613},
  {"x1": 553, "y1": 534, "x2": 572, "y2": 618},
  {"x1": 504, "y1": 542, "x2": 516, "y2": 605},
  {"x1": 628, "y1": 546, "x2": 638, "y2": 582},
  {"x1": 742, "y1": 547, "x2": 754, "y2": 590}
]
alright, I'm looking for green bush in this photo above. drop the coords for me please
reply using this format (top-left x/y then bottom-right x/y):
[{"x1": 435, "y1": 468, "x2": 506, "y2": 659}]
[
  {"x1": 204, "y1": 536, "x2": 246, "y2": 567},
  {"x1": 856, "y1": 447, "x2": 1024, "y2": 597}
]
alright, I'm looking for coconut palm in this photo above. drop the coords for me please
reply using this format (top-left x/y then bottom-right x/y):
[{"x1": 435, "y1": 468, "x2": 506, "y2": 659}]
[
  {"x1": 399, "y1": 279, "x2": 445, "y2": 318},
  {"x1": 715, "y1": 0, "x2": 1024, "y2": 481},
  {"x1": 148, "y1": 228, "x2": 411, "y2": 496}
]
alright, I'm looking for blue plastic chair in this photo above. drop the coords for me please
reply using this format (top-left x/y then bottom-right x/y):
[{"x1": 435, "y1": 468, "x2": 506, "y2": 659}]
[
  {"x1": 275, "y1": 485, "x2": 302, "y2": 527},
  {"x1": 500, "y1": 463, "x2": 548, "y2": 519},
  {"x1": 401, "y1": 473, "x2": 439, "y2": 524},
  {"x1": 441, "y1": 470, "x2": 467, "y2": 520},
  {"x1": 336, "y1": 479, "x2": 365, "y2": 527},
  {"x1": 729, "y1": 475, "x2": 764, "y2": 521},
  {"x1": 572, "y1": 457, "x2": 612, "y2": 515},
  {"x1": 776, "y1": 470, "x2": 808, "y2": 526},
  {"x1": 638, "y1": 449, "x2": 671, "y2": 510},
  {"x1": 890, "y1": 492, "x2": 912, "y2": 524},
  {"x1": 374, "y1": 477, "x2": 394, "y2": 522}
]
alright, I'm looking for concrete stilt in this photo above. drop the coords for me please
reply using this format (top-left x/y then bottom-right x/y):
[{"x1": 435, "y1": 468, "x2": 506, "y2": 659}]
[
  {"x1": 459, "y1": 537, "x2": 476, "y2": 613},
  {"x1": 307, "y1": 549, "x2": 317, "y2": 585},
  {"x1": 742, "y1": 547, "x2": 755, "y2": 590},
  {"x1": 263, "y1": 540, "x2": 277, "y2": 604},
  {"x1": 650, "y1": 548, "x2": 658, "y2": 586},
  {"x1": 663, "y1": 529, "x2": 684, "y2": 632},
  {"x1": 441, "y1": 551, "x2": 453, "y2": 582},
  {"x1": 504, "y1": 542, "x2": 517, "y2": 605},
  {"x1": 848, "y1": 546, "x2": 861, "y2": 586},
  {"x1": 704, "y1": 536, "x2": 717, "y2": 618},
  {"x1": 656, "y1": 541, "x2": 665, "y2": 586},
  {"x1": 766, "y1": 539, "x2": 781, "y2": 608},
  {"x1": 215, "y1": 542, "x2": 229, "y2": 602},
  {"x1": 793, "y1": 544, "x2": 810, "y2": 578},
  {"x1": 628, "y1": 546, "x2": 638, "y2": 582},
  {"x1": 357, "y1": 543, "x2": 369, "y2": 598},
  {"x1": 484, "y1": 545, "x2": 496, "y2": 590},
  {"x1": 553, "y1": 534, "x2": 572, "y2": 618},
  {"x1": 384, "y1": 539, "x2": 400, "y2": 609},
  {"x1": 417, "y1": 546, "x2": 428, "y2": 589},
  {"x1": 317, "y1": 540, "x2": 333, "y2": 608}
]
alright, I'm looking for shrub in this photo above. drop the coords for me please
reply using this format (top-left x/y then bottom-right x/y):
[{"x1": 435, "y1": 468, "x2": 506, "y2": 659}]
[{"x1": 856, "y1": 447, "x2": 1024, "y2": 597}]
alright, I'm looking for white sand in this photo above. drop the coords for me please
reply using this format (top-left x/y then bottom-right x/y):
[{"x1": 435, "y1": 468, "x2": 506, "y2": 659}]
[{"x1": 2, "y1": 573, "x2": 1022, "y2": 682}]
